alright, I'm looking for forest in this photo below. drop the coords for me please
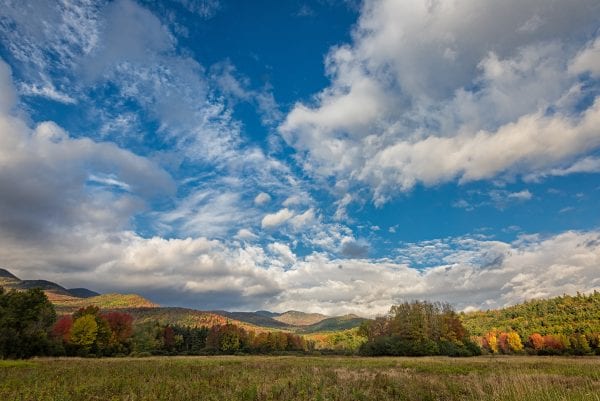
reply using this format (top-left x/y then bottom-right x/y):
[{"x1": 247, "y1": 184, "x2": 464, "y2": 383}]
[
  {"x1": 1, "y1": 286, "x2": 600, "y2": 359},
  {"x1": 0, "y1": 287, "x2": 309, "y2": 358}
]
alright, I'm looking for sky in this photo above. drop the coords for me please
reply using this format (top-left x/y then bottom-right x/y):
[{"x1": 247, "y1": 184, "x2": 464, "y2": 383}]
[{"x1": 0, "y1": 0, "x2": 599, "y2": 316}]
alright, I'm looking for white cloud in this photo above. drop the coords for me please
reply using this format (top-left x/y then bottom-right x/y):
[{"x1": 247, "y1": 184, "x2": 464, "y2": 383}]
[
  {"x1": 19, "y1": 82, "x2": 76, "y2": 104},
  {"x1": 525, "y1": 156, "x2": 600, "y2": 181},
  {"x1": 254, "y1": 192, "x2": 272, "y2": 206},
  {"x1": 570, "y1": 37, "x2": 600, "y2": 77},
  {"x1": 261, "y1": 208, "x2": 295, "y2": 229},
  {"x1": 87, "y1": 174, "x2": 132, "y2": 192},
  {"x1": 333, "y1": 193, "x2": 353, "y2": 221},
  {"x1": 280, "y1": 0, "x2": 600, "y2": 205},
  {"x1": 236, "y1": 229, "x2": 258, "y2": 241},
  {"x1": 268, "y1": 242, "x2": 296, "y2": 265},
  {"x1": 290, "y1": 208, "x2": 316, "y2": 229},
  {"x1": 506, "y1": 190, "x2": 533, "y2": 201},
  {"x1": 159, "y1": 189, "x2": 256, "y2": 238}
]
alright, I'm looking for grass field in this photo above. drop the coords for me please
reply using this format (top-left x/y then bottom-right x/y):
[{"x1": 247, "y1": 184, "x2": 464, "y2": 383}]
[{"x1": 1, "y1": 356, "x2": 599, "y2": 401}]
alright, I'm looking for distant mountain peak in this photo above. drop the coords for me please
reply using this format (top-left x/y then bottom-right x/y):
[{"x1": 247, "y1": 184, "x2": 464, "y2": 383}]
[
  {"x1": 0, "y1": 268, "x2": 19, "y2": 280},
  {"x1": 0, "y1": 268, "x2": 100, "y2": 299}
]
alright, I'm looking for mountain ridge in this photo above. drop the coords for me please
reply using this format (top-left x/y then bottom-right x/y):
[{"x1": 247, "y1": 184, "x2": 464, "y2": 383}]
[{"x1": 0, "y1": 268, "x2": 366, "y2": 333}]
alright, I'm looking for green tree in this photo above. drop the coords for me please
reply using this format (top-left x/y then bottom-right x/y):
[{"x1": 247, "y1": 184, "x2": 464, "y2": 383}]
[{"x1": 0, "y1": 287, "x2": 57, "y2": 358}]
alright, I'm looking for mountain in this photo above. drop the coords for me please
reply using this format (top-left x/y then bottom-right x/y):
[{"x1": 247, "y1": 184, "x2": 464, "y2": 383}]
[
  {"x1": 17, "y1": 279, "x2": 73, "y2": 296},
  {"x1": 0, "y1": 268, "x2": 19, "y2": 280},
  {"x1": 254, "y1": 310, "x2": 281, "y2": 318},
  {"x1": 273, "y1": 310, "x2": 329, "y2": 326},
  {"x1": 67, "y1": 288, "x2": 101, "y2": 298},
  {"x1": 0, "y1": 268, "x2": 99, "y2": 300},
  {"x1": 0, "y1": 268, "x2": 368, "y2": 334}
]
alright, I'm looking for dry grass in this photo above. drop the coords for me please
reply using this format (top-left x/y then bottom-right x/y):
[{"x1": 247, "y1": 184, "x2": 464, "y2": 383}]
[{"x1": 1, "y1": 355, "x2": 599, "y2": 401}]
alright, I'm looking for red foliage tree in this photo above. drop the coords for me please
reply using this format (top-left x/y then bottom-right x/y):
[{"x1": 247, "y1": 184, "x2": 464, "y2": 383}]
[
  {"x1": 52, "y1": 315, "x2": 73, "y2": 343},
  {"x1": 163, "y1": 325, "x2": 176, "y2": 351},
  {"x1": 543, "y1": 334, "x2": 569, "y2": 351},
  {"x1": 528, "y1": 333, "x2": 544, "y2": 351},
  {"x1": 102, "y1": 312, "x2": 134, "y2": 343},
  {"x1": 497, "y1": 332, "x2": 509, "y2": 354}
]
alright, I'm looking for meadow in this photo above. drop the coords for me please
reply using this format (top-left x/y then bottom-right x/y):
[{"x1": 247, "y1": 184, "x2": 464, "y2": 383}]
[{"x1": 1, "y1": 355, "x2": 599, "y2": 401}]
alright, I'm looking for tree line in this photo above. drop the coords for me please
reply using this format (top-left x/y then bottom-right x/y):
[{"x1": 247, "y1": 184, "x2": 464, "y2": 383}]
[
  {"x1": 464, "y1": 292, "x2": 600, "y2": 356},
  {"x1": 477, "y1": 329, "x2": 599, "y2": 355},
  {"x1": 3, "y1": 287, "x2": 599, "y2": 359},
  {"x1": 0, "y1": 288, "x2": 310, "y2": 358}
]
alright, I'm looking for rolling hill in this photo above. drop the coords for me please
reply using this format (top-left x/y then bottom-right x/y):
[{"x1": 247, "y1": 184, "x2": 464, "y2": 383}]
[
  {"x1": 298, "y1": 314, "x2": 367, "y2": 333},
  {"x1": 0, "y1": 268, "x2": 367, "y2": 334},
  {"x1": 0, "y1": 268, "x2": 156, "y2": 313},
  {"x1": 273, "y1": 310, "x2": 329, "y2": 326},
  {"x1": 461, "y1": 291, "x2": 600, "y2": 339}
]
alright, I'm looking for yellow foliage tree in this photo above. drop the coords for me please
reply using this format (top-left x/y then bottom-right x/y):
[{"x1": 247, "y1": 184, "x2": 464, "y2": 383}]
[
  {"x1": 71, "y1": 314, "x2": 98, "y2": 351},
  {"x1": 506, "y1": 331, "x2": 523, "y2": 353},
  {"x1": 484, "y1": 331, "x2": 498, "y2": 353}
]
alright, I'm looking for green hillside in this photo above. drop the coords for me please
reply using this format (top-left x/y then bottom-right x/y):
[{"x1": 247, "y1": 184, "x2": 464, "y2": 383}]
[
  {"x1": 299, "y1": 315, "x2": 367, "y2": 333},
  {"x1": 53, "y1": 293, "x2": 159, "y2": 313},
  {"x1": 461, "y1": 291, "x2": 600, "y2": 339}
]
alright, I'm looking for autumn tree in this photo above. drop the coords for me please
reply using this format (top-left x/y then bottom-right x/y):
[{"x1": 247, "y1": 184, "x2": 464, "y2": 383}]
[
  {"x1": 360, "y1": 301, "x2": 480, "y2": 356},
  {"x1": 506, "y1": 331, "x2": 523, "y2": 353},
  {"x1": 52, "y1": 315, "x2": 73, "y2": 343},
  {"x1": 71, "y1": 314, "x2": 98, "y2": 353},
  {"x1": 103, "y1": 311, "x2": 134, "y2": 354},
  {"x1": 528, "y1": 333, "x2": 544, "y2": 351}
]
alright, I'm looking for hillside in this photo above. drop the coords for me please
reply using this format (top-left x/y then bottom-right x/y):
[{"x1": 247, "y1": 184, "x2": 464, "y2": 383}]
[
  {"x1": 274, "y1": 310, "x2": 329, "y2": 326},
  {"x1": 299, "y1": 315, "x2": 367, "y2": 333},
  {"x1": 213, "y1": 311, "x2": 289, "y2": 329},
  {"x1": 123, "y1": 307, "x2": 267, "y2": 333},
  {"x1": 53, "y1": 293, "x2": 159, "y2": 314},
  {"x1": 461, "y1": 291, "x2": 600, "y2": 339}
]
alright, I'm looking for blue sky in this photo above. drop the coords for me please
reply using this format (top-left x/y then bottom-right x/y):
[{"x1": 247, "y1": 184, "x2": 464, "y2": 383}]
[{"x1": 0, "y1": 0, "x2": 599, "y2": 315}]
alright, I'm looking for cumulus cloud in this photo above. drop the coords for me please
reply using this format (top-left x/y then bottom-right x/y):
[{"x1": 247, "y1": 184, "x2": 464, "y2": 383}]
[
  {"x1": 268, "y1": 242, "x2": 297, "y2": 266},
  {"x1": 10, "y1": 223, "x2": 598, "y2": 315},
  {"x1": 0, "y1": 57, "x2": 173, "y2": 275},
  {"x1": 290, "y1": 208, "x2": 317, "y2": 229},
  {"x1": 339, "y1": 238, "x2": 370, "y2": 258},
  {"x1": 261, "y1": 208, "x2": 295, "y2": 229},
  {"x1": 280, "y1": 0, "x2": 600, "y2": 205},
  {"x1": 254, "y1": 192, "x2": 272, "y2": 206}
]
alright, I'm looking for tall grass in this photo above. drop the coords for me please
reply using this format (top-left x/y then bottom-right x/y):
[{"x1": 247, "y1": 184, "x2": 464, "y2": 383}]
[{"x1": 1, "y1": 356, "x2": 598, "y2": 401}]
